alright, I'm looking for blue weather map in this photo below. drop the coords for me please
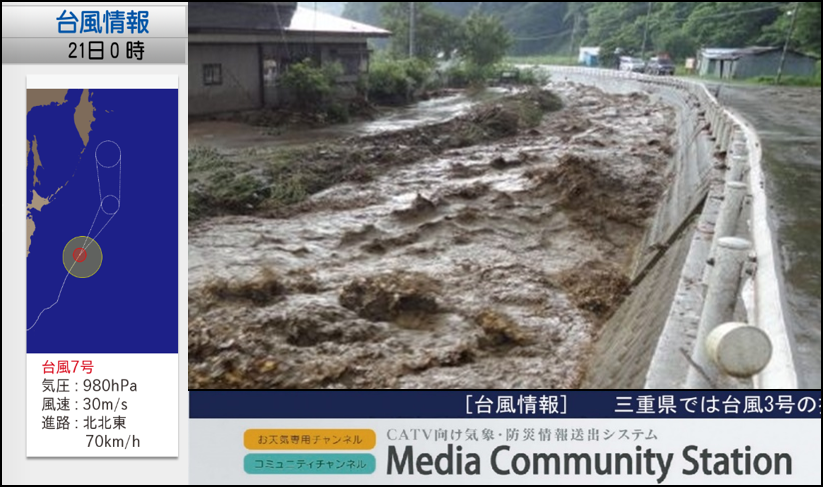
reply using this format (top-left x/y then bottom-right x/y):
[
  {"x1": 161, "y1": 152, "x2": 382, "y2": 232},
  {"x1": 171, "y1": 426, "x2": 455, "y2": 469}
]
[{"x1": 26, "y1": 88, "x2": 178, "y2": 353}]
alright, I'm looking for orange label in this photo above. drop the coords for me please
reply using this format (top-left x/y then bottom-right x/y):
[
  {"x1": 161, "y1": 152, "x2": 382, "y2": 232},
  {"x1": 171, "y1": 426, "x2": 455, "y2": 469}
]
[{"x1": 244, "y1": 429, "x2": 377, "y2": 450}]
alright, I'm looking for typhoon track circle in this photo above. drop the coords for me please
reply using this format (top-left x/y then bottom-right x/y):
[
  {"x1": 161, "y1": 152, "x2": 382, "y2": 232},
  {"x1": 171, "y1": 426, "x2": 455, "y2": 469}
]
[
  {"x1": 62, "y1": 236, "x2": 103, "y2": 278},
  {"x1": 95, "y1": 140, "x2": 121, "y2": 168},
  {"x1": 101, "y1": 195, "x2": 121, "y2": 216}
]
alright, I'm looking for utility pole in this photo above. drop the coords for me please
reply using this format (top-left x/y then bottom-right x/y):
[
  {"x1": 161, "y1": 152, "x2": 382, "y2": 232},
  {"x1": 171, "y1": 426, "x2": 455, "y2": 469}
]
[
  {"x1": 640, "y1": 2, "x2": 653, "y2": 60},
  {"x1": 409, "y1": 2, "x2": 416, "y2": 59},
  {"x1": 777, "y1": 2, "x2": 801, "y2": 85},
  {"x1": 569, "y1": 12, "x2": 580, "y2": 62}
]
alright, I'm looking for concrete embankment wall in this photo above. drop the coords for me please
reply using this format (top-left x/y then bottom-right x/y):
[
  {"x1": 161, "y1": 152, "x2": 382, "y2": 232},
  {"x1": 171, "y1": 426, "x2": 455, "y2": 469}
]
[
  {"x1": 558, "y1": 75, "x2": 714, "y2": 389},
  {"x1": 544, "y1": 68, "x2": 798, "y2": 389}
]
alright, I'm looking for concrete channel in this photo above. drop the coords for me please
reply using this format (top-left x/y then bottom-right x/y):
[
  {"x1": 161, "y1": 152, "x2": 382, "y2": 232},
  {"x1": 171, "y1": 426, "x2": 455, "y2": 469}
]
[{"x1": 546, "y1": 67, "x2": 803, "y2": 389}]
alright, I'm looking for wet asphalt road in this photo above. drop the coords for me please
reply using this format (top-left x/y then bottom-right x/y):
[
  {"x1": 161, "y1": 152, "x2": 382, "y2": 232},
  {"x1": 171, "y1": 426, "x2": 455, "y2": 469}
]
[{"x1": 717, "y1": 84, "x2": 821, "y2": 389}]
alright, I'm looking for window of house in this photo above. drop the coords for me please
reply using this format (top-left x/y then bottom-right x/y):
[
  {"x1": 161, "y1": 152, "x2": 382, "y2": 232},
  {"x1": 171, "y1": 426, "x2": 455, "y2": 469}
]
[
  {"x1": 263, "y1": 59, "x2": 279, "y2": 86},
  {"x1": 203, "y1": 64, "x2": 222, "y2": 86},
  {"x1": 339, "y1": 55, "x2": 362, "y2": 76}
]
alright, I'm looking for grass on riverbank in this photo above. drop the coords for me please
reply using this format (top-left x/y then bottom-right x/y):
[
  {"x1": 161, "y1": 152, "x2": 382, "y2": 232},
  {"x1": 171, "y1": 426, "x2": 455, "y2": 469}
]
[
  {"x1": 675, "y1": 63, "x2": 821, "y2": 87},
  {"x1": 189, "y1": 90, "x2": 563, "y2": 222},
  {"x1": 751, "y1": 75, "x2": 821, "y2": 87}
]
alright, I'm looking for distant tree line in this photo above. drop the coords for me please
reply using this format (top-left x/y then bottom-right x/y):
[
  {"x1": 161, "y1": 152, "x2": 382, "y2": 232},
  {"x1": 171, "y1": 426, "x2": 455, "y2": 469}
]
[{"x1": 343, "y1": 2, "x2": 822, "y2": 59}]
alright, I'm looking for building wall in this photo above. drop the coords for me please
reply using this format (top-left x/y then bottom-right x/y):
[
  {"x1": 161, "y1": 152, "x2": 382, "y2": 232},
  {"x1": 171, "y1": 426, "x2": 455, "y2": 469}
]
[
  {"x1": 701, "y1": 59, "x2": 722, "y2": 78},
  {"x1": 583, "y1": 53, "x2": 599, "y2": 67},
  {"x1": 698, "y1": 57, "x2": 711, "y2": 76},
  {"x1": 189, "y1": 44, "x2": 262, "y2": 116},
  {"x1": 190, "y1": 39, "x2": 375, "y2": 115},
  {"x1": 721, "y1": 59, "x2": 736, "y2": 79},
  {"x1": 733, "y1": 51, "x2": 817, "y2": 79},
  {"x1": 260, "y1": 41, "x2": 370, "y2": 107}
]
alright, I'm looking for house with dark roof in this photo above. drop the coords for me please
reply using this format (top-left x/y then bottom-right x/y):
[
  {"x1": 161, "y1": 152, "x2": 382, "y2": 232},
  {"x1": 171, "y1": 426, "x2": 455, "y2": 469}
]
[
  {"x1": 697, "y1": 46, "x2": 818, "y2": 80},
  {"x1": 189, "y1": 2, "x2": 391, "y2": 115}
]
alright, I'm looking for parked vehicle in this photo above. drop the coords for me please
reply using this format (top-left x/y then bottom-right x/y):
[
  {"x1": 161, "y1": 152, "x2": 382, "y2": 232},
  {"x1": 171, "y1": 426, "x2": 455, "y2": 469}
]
[
  {"x1": 619, "y1": 56, "x2": 647, "y2": 73},
  {"x1": 646, "y1": 57, "x2": 676, "y2": 76}
]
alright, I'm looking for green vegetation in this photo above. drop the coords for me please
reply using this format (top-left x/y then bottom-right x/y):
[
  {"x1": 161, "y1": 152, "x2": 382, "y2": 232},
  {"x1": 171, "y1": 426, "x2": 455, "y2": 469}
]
[
  {"x1": 190, "y1": 89, "x2": 563, "y2": 221},
  {"x1": 188, "y1": 147, "x2": 269, "y2": 218},
  {"x1": 189, "y1": 146, "x2": 326, "y2": 220},
  {"x1": 345, "y1": 2, "x2": 571, "y2": 55},
  {"x1": 752, "y1": 75, "x2": 822, "y2": 87},
  {"x1": 362, "y1": 9, "x2": 522, "y2": 101},
  {"x1": 381, "y1": 2, "x2": 463, "y2": 62},
  {"x1": 505, "y1": 55, "x2": 578, "y2": 67},
  {"x1": 562, "y1": 2, "x2": 821, "y2": 65},
  {"x1": 494, "y1": 64, "x2": 551, "y2": 87},
  {"x1": 344, "y1": 2, "x2": 821, "y2": 63},
  {"x1": 364, "y1": 56, "x2": 434, "y2": 104},
  {"x1": 440, "y1": 62, "x2": 547, "y2": 89},
  {"x1": 461, "y1": 10, "x2": 513, "y2": 68},
  {"x1": 513, "y1": 89, "x2": 563, "y2": 128},
  {"x1": 279, "y1": 59, "x2": 343, "y2": 109},
  {"x1": 761, "y1": 2, "x2": 821, "y2": 54},
  {"x1": 266, "y1": 58, "x2": 354, "y2": 123},
  {"x1": 439, "y1": 62, "x2": 475, "y2": 88}
]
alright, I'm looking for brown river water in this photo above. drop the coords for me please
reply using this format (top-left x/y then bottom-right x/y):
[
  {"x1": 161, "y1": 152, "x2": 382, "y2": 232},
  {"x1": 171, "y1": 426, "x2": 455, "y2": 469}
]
[{"x1": 188, "y1": 82, "x2": 675, "y2": 389}]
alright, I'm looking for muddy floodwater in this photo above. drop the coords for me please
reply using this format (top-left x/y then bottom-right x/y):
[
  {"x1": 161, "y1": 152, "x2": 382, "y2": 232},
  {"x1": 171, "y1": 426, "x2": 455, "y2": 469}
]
[
  {"x1": 189, "y1": 88, "x2": 512, "y2": 150},
  {"x1": 188, "y1": 83, "x2": 675, "y2": 389}
]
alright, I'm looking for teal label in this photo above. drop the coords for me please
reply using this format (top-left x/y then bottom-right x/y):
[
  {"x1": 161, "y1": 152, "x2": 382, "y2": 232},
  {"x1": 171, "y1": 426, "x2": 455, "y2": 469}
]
[{"x1": 245, "y1": 453, "x2": 376, "y2": 475}]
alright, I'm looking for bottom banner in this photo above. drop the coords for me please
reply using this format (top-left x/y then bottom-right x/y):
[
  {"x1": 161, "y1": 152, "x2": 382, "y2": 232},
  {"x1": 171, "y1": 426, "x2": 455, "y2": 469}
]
[{"x1": 189, "y1": 392, "x2": 820, "y2": 485}]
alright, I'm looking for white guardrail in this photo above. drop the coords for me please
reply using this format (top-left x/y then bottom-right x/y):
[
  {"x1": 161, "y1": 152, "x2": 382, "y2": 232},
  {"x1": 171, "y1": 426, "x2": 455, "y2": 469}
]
[{"x1": 542, "y1": 66, "x2": 798, "y2": 389}]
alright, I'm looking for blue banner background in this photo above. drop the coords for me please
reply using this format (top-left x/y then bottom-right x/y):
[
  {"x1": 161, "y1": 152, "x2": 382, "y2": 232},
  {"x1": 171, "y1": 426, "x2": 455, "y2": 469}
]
[{"x1": 190, "y1": 391, "x2": 821, "y2": 419}]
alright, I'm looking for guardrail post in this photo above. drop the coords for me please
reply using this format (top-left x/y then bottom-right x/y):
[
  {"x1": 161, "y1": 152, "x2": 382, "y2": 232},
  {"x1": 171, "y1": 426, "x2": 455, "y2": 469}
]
[
  {"x1": 716, "y1": 117, "x2": 729, "y2": 151},
  {"x1": 711, "y1": 109, "x2": 721, "y2": 137},
  {"x1": 731, "y1": 129, "x2": 747, "y2": 156},
  {"x1": 687, "y1": 237, "x2": 753, "y2": 388},
  {"x1": 714, "y1": 118, "x2": 723, "y2": 148},
  {"x1": 720, "y1": 119, "x2": 732, "y2": 153},
  {"x1": 710, "y1": 181, "x2": 748, "y2": 262},
  {"x1": 727, "y1": 129, "x2": 749, "y2": 183},
  {"x1": 715, "y1": 115, "x2": 728, "y2": 152},
  {"x1": 726, "y1": 155, "x2": 748, "y2": 183}
]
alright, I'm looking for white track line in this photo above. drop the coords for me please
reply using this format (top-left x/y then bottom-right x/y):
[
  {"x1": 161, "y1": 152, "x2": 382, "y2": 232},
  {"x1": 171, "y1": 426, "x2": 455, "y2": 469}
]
[{"x1": 28, "y1": 142, "x2": 121, "y2": 331}]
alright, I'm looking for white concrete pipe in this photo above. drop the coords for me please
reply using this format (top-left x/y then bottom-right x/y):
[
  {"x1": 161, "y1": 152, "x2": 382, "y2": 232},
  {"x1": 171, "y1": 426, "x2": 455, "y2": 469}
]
[
  {"x1": 703, "y1": 181, "x2": 749, "y2": 290},
  {"x1": 726, "y1": 155, "x2": 749, "y2": 183},
  {"x1": 731, "y1": 133, "x2": 748, "y2": 158},
  {"x1": 687, "y1": 237, "x2": 752, "y2": 389},
  {"x1": 720, "y1": 118, "x2": 733, "y2": 153},
  {"x1": 715, "y1": 118, "x2": 726, "y2": 150},
  {"x1": 706, "y1": 322, "x2": 773, "y2": 378},
  {"x1": 711, "y1": 181, "x2": 749, "y2": 257}
]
